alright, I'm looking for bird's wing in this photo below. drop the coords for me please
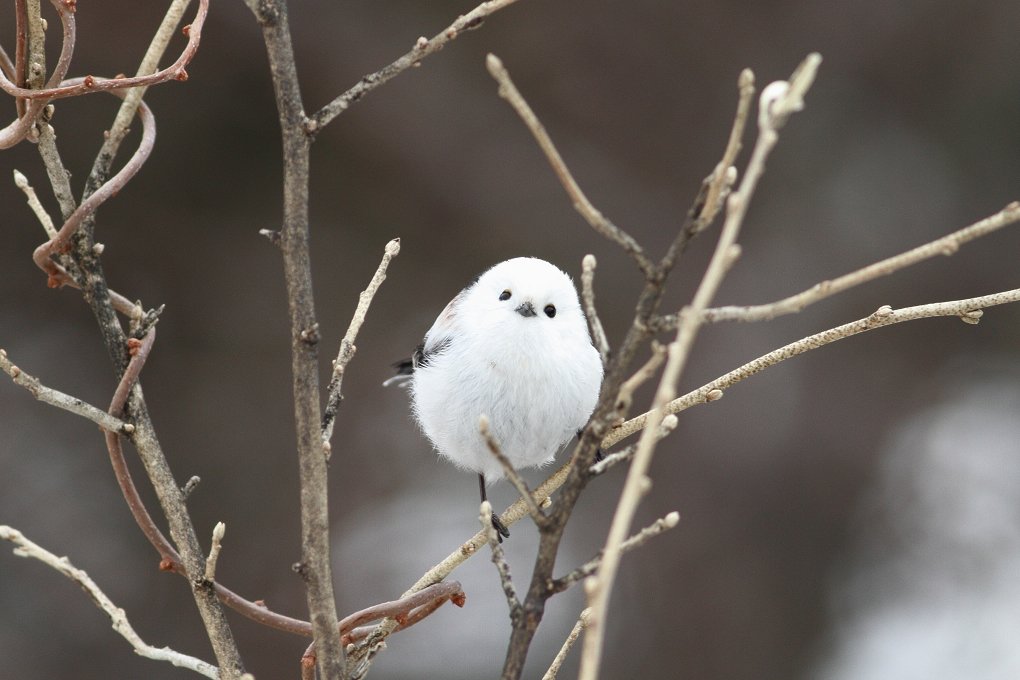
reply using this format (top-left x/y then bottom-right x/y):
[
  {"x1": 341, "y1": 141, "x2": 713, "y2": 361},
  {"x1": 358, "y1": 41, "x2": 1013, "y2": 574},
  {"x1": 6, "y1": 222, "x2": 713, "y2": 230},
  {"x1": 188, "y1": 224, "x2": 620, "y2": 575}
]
[
  {"x1": 382, "y1": 288, "x2": 464, "y2": 387},
  {"x1": 382, "y1": 352, "x2": 417, "y2": 388},
  {"x1": 421, "y1": 288, "x2": 464, "y2": 352}
]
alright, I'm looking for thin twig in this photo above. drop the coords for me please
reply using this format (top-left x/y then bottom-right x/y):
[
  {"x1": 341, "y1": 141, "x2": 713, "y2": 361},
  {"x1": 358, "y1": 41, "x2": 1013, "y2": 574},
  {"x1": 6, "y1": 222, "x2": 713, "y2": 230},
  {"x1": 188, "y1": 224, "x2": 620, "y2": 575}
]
[
  {"x1": 480, "y1": 415, "x2": 546, "y2": 526},
  {"x1": 308, "y1": 0, "x2": 525, "y2": 132},
  {"x1": 698, "y1": 201, "x2": 1020, "y2": 324},
  {"x1": 0, "y1": 348, "x2": 133, "y2": 433},
  {"x1": 0, "y1": 0, "x2": 208, "y2": 101},
  {"x1": 481, "y1": 500, "x2": 522, "y2": 617},
  {"x1": 102, "y1": 330, "x2": 245, "y2": 676},
  {"x1": 338, "y1": 581, "x2": 466, "y2": 644},
  {"x1": 342, "y1": 587, "x2": 466, "y2": 645},
  {"x1": 0, "y1": 525, "x2": 219, "y2": 679},
  {"x1": 578, "y1": 54, "x2": 823, "y2": 680},
  {"x1": 588, "y1": 414, "x2": 678, "y2": 477},
  {"x1": 82, "y1": 0, "x2": 198, "y2": 199},
  {"x1": 12, "y1": 169, "x2": 57, "y2": 237},
  {"x1": 613, "y1": 342, "x2": 667, "y2": 418},
  {"x1": 321, "y1": 238, "x2": 401, "y2": 452},
  {"x1": 30, "y1": 80, "x2": 155, "y2": 319},
  {"x1": 0, "y1": 0, "x2": 74, "y2": 149},
  {"x1": 614, "y1": 287, "x2": 1020, "y2": 446},
  {"x1": 542, "y1": 608, "x2": 590, "y2": 680},
  {"x1": 204, "y1": 522, "x2": 226, "y2": 582},
  {"x1": 580, "y1": 254, "x2": 610, "y2": 367},
  {"x1": 695, "y1": 68, "x2": 756, "y2": 230},
  {"x1": 486, "y1": 53, "x2": 654, "y2": 276},
  {"x1": 549, "y1": 512, "x2": 680, "y2": 595}
]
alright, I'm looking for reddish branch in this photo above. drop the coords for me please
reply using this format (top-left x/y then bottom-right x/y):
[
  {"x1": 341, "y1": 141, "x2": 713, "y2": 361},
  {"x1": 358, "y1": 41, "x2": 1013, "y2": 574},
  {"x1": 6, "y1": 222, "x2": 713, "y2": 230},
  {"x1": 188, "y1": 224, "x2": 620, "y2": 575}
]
[
  {"x1": 100, "y1": 328, "x2": 463, "y2": 647},
  {"x1": 0, "y1": 0, "x2": 206, "y2": 149},
  {"x1": 0, "y1": 0, "x2": 207, "y2": 118},
  {"x1": 28, "y1": 80, "x2": 153, "y2": 316},
  {"x1": 0, "y1": 0, "x2": 74, "y2": 148}
]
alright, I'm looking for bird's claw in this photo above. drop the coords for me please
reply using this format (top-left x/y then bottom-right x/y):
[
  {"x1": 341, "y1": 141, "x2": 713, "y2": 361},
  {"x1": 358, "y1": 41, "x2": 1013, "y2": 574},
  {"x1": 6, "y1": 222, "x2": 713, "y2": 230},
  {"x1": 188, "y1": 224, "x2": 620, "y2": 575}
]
[{"x1": 491, "y1": 512, "x2": 510, "y2": 542}]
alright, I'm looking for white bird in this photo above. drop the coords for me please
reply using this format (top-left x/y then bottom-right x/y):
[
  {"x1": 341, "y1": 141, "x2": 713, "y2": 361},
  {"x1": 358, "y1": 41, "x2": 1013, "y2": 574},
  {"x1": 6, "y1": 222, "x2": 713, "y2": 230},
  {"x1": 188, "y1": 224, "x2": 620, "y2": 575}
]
[{"x1": 387, "y1": 257, "x2": 604, "y2": 539}]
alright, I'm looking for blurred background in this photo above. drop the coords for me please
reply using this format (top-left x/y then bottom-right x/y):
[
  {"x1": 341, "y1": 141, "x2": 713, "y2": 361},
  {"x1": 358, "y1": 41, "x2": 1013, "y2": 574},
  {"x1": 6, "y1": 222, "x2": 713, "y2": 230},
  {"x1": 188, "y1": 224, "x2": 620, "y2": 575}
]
[{"x1": 2, "y1": 1, "x2": 1019, "y2": 678}]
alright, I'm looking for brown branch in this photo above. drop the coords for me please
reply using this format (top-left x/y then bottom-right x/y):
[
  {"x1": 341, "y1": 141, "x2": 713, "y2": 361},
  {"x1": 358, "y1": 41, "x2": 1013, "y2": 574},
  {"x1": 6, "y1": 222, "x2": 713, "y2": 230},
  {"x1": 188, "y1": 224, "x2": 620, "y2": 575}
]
[
  {"x1": 541, "y1": 608, "x2": 590, "y2": 680},
  {"x1": 0, "y1": 0, "x2": 74, "y2": 148},
  {"x1": 580, "y1": 254, "x2": 610, "y2": 367},
  {"x1": 614, "y1": 287, "x2": 1020, "y2": 446},
  {"x1": 699, "y1": 200, "x2": 1020, "y2": 324},
  {"x1": 0, "y1": 348, "x2": 132, "y2": 434},
  {"x1": 548, "y1": 512, "x2": 679, "y2": 595},
  {"x1": 0, "y1": 0, "x2": 208, "y2": 101},
  {"x1": 308, "y1": 0, "x2": 525, "y2": 132},
  {"x1": 480, "y1": 416, "x2": 547, "y2": 527},
  {"x1": 485, "y1": 53, "x2": 654, "y2": 276},
  {"x1": 481, "y1": 501, "x2": 523, "y2": 621},
  {"x1": 321, "y1": 238, "x2": 401, "y2": 453},
  {"x1": 693, "y1": 69, "x2": 755, "y2": 230},
  {"x1": 579, "y1": 54, "x2": 822, "y2": 680},
  {"x1": 100, "y1": 329, "x2": 245, "y2": 677},
  {"x1": 13, "y1": 2, "x2": 244, "y2": 669},
  {"x1": 242, "y1": 1, "x2": 343, "y2": 676},
  {"x1": 340, "y1": 584, "x2": 467, "y2": 645},
  {"x1": 29, "y1": 79, "x2": 154, "y2": 318},
  {"x1": 0, "y1": 0, "x2": 74, "y2": 149},
  {"x1": 338, "y1": 582, "x2": 465, "y2": 644},
  {"x1": 302, "y1": 582, "x2": 467, "y2": 674}
]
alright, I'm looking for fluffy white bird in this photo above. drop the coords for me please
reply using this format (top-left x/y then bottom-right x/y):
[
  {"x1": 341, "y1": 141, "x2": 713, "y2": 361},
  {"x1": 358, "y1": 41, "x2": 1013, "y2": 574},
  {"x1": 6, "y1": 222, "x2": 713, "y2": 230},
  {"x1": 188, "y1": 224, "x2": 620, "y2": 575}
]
[{"x1": 388, "y1": 257, "x2": 604, "y2": 538}]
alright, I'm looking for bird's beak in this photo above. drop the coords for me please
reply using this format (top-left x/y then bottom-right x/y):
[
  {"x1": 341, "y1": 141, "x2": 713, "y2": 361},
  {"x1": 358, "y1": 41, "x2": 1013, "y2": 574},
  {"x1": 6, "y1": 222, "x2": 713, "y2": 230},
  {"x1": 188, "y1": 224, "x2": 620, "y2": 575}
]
[{"x1": 515, "y1": 301, "x2": 537, "y2": 318}]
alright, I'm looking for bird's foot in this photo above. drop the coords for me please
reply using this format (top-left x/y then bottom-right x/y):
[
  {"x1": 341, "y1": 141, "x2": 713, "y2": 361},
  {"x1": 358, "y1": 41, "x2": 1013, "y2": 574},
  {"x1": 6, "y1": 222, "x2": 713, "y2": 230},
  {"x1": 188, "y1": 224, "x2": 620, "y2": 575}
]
[{"x1": 490, "y1": 512, "x2": 510, "y2": 542}]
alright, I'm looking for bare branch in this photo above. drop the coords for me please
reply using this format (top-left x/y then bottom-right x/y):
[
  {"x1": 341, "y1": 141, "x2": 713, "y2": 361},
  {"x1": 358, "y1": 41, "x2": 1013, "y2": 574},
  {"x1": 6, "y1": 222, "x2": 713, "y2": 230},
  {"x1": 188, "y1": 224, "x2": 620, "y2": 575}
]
[
  {"x1": 204, "y1": 522, "x2": 226, "y2": 582},
  {"x1": 0, "y1": 0, "x2": 208, "y2": 102},
  {"x1": 83, "y1": 0, "x2": 200, "y2": 200},
  {"x1": 542, "y1": 608, "x2": 590, "y2": 680},
  {"x1": 241, "y1": 2, "x2": 342, "y2": 674},
  {"x1": 613, "y1": 287, "x2": 1020, "y2": 446},
  {"x1": 309, "y1": 0, "x2": 525, "y2": 131},
  {"x1": 322, "y1": 238, "x2": 401, "y2": 451},
  {"x1": 614, "y1": 342, "x2": 666, "y2": 418},
  {"x1": 480, "y1": 415, "x2": 546, "y2": 526},
  {"x1": 700, "y1": 201, "x2": 1020, "y2": 324},
  {"x1": 579, "y1": 53, "x2": 823, "y2": 680},
  {"x1": 30, "y1": 80, "x2": 155, "y2": 319},
  {"x1": 0, "y1": 525, "x2": 219, "y2": 679},
  {"x1": 696, "y1": 68, "x2": 755, "y2": 230},
  {"x1": 485, "y1": 53, "x2": 654, "y2": 275},
  {"x1": 0, "y1": 348, "x2": 133, "y2": 434},
  {"x1": 337, "y1": 581, "x2": 465, "y2": 644},
  {"x1": 588, "y1": 414, "x2": 678, "y2": 477},
  {"x1": 0, "y1": 0, "x2": 74, "y2": 149},
  {"x1": 481, "y1": 500, "x2": 522, "y2": 617},
  {"x1": 549, "y1": 512, "x2": 680, "y2": 595},
  {"x1": 580, "y1": 254, "x2": 610, "y2": 367},
  {"x1": 341, "y1": 583, "x2": 466, "y2": 646},
  {"x1": 12, "y1": 169, "x2": 57, "y2": 237}
]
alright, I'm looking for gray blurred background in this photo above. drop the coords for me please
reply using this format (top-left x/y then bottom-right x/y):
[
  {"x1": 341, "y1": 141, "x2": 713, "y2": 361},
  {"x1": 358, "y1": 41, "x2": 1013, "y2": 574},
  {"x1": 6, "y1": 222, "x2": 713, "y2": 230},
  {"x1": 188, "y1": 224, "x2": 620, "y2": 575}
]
[{"x1": 2, "y1": 1, "x2": 1020, "y2": 678}]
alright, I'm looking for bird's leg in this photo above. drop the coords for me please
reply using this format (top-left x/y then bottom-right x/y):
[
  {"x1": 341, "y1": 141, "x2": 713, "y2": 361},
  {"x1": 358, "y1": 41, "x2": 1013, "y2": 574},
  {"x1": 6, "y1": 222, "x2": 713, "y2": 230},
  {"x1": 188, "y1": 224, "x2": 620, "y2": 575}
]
[{"x1": 479, "y1": 473, "x2": 510, "y2": 541}]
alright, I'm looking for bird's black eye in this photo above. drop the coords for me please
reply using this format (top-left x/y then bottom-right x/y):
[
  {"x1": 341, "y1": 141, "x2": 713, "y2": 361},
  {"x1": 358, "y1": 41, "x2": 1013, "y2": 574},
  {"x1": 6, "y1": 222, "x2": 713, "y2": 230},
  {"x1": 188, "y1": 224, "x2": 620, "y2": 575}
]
[
  {"x1": 499, "y1": 290, "x2": 512, "y2": 301},
  {"x1": 544, "y1": 304, "x2": 556, "y2": 318}
]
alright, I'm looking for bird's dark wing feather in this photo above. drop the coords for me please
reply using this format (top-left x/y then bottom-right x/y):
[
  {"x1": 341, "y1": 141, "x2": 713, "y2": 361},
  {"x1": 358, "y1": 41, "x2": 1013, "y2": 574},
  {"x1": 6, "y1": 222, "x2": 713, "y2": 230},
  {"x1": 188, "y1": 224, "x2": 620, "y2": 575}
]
[{"x1": 382, "y1": 341, "x2": 426, "y2": 388}]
